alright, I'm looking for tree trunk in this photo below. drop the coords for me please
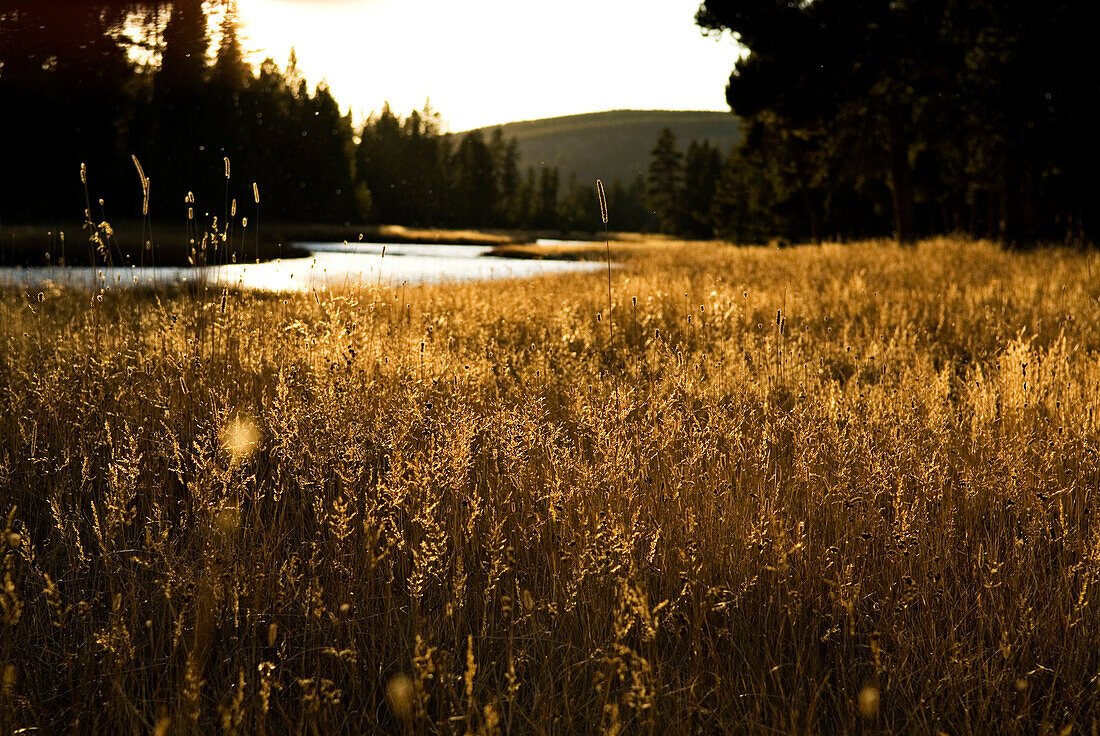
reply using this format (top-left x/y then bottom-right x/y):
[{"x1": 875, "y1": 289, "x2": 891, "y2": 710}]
[
  {"x1": 887, "y1": 102, "x2": 916, "y2": 244},
  {"x1": 1002, "y1": 144, "x2": 1018, "y2": 247},
  {"x1": 799, "y1": 187, "x2": 821, "y2": 244}
]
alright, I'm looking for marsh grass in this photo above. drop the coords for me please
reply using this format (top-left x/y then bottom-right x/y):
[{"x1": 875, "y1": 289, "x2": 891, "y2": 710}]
[
  {"x1": 0, "y1": 238, "x2": 1099, "y2": 734},
  {"x1": 0, "y1": 221, "x2": 312, "y2": 268}
]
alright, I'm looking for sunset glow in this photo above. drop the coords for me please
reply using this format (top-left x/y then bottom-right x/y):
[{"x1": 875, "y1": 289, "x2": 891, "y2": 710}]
[{"x1": 232, "y1": 0, "x2": 741, "y2": 130}]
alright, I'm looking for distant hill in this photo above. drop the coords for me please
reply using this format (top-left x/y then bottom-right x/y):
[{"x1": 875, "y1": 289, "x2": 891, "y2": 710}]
[{"x1": 468, "y1": 110, "x2": 740, "y2": 187}]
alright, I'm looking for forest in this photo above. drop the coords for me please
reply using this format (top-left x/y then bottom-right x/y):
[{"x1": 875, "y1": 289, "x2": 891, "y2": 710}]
[
  {"x1": 697, "y1": 0, "x2": 1098, "y2": 246},
  {"x1": 1, "y1": 0, "x2": 1096, "y2": 247},
  {"x1": 0, "y1": 0, "x2": 664, "y2": 239}
]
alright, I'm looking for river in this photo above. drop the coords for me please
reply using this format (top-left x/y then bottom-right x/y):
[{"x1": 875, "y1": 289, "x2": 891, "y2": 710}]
[{"x1": 0, "y1": 240, "x2": 602, "y2": 292}]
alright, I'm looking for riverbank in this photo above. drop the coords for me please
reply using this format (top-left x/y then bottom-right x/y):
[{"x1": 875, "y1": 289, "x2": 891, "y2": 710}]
[
  {"x1": 0, "y1": 236, "x2": 606, "y2": 292},
  {"x1": 0, "y1": 222, "x2": 541, "y2": 267},
  {"x1": 488, "y1": 235, "x2": 707, "y2": 261},
  {"x1": 0, "y1": 221, "x2": 311, "y2": 267},
  {"x1": 0, "y1": 221, "x2": 679, "y2": 267}
]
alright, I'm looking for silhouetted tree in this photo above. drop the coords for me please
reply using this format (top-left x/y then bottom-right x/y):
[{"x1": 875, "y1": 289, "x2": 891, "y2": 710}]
[
  {"x1": 399, "y1": 106, "x2": 447, "y2": 225},
  {"x1": 607, "y1": 176, "x2": 651, "y2": 232},
  {"x1": 490, "y1": 128, "x2": 520, "y2": 226},
  {"x1": 513, "y1": 167, "x2": 538, "y2": 228},
  {"x1": 697, "y1": 0, "x2": 1099, "y2": 246},
  {"x1": 558, "y1": 175, "x2": 600, "y2": 232},
  {"x1": 212, "y1": 4, "x2": 249, "y2": 93},
  {"x1": 356, "y1": 104, "x2": 405, "y2": 224},
  {"x1": 0, "y1": 2, "x2": 134, "y2": 223},
  {"x1": 535, "y1": 167, "x2": 560, "y2": 229},
  {"x1": 646, "y1": 128, "x2": 684, "y2": 234},
  {"x1": 449, "y1": 130, "x2": 496, "y2": 227},
  {"x1": 297, "y1": 84, "x2": 359, "y2": 222},
  {"x1": 709, "y1": 145, "x2": 778, "y2": 244},
  {"x1": 682, "y1": 141, "x2": 722, "y2": 237}
]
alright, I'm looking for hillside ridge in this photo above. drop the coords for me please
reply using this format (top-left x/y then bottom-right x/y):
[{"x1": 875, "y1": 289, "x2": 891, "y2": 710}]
[{"x1": 467, "y1": 109, "x2": 740, "y2": 186}]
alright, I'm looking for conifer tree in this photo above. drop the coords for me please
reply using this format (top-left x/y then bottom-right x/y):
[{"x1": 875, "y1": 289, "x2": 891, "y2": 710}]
[
  {"x1": 682, "y1": 140, "x2": 722, "y2": 238},
  {"x1": 535, "y1": 167, "x2": 560, "y2": 230},
  {"x1": 212, "y1": 4, "x2": 248, "y2": 93},
  {"x1": 490, "y1": 128, "x2": 520, "y2": 226},
  {"x1": 646, "y1": 127, "x2": 684, "y2": 234}
]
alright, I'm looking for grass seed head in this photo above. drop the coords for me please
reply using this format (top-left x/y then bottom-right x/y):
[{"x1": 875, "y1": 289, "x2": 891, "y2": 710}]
[
  {"x1": 596, "y1": 179, "x2": 608, "y2": 224},
  {"x1": 859, "y1": 686, "x2": 880, "y2": 718}
]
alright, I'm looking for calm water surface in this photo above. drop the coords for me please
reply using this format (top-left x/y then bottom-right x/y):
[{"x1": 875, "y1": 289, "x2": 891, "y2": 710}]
[{"x1": 0, "y1": 240, "x2": 601, "y2": 292}]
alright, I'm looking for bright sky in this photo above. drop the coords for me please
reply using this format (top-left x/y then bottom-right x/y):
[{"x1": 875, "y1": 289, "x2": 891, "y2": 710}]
[{"x1": 232, "y1": 0, "x2": 740, "y2": 131}]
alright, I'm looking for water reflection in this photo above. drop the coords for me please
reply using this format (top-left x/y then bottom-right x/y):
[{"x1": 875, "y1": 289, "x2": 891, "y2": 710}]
[{"x1": 0, "y1": 241, "x2": 601, "y2": 293}]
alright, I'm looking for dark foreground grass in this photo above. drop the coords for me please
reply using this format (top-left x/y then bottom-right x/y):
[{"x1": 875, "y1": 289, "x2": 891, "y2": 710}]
[
  {"x1": 1, "y1": 238, "x2": 1098, "y2": 735},
  {"x1": 0, "y1": 221, "x2": 310, "y2": 267},
  {"x1": 0, "y1": 222, "x2": 531, "y2": 268}
]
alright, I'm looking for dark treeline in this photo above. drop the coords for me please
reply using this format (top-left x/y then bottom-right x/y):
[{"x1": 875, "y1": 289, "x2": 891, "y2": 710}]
[
  {"x1": 10, "y1": 1, "x2": 1086, "y2": 247},
  {"x1": 695, "y1": 0, "x2": 1099, "y2": 246},
  {"x1": 356, "y1": 107, "x2": 651, "y2": 232},
  {"x1": 1, "y1": 0, "x2": 360, "y2": 228},
  {"x1": 0, "y1": 0, "x2": 655, "y2": 239},
  {"x1": 642, "y1": 127, "x2": 790, "y2": 244}
]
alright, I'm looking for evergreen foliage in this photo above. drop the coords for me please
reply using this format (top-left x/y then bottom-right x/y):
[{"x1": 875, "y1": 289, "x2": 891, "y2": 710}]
[
  {"x1": 0, "y1": 2, "x2": 364, "y2": 227},
  {"x1": 697, "y1": 0, "x2": 1100, "y2": 246},
  {"x1": 0, "y1": 2, "x2": 629, "y2": 235},
  {"x1": 646, "y1": 128, "x2": 684, "y2": 235},
  {"x1": 4, "y1": 1, "x2": 1088, "y2": 246},
  {"x1": 682, "y1": 141, "x2": 722, "y2": 238},
  {"x1": 0, "y1": 2, "x2": 715, "y2": 239}
]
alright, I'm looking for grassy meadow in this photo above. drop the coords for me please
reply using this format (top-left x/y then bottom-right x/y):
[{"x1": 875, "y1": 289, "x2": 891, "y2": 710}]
[{"x1": 1, "y1": 238, "x2": 1099, "y2": 734}]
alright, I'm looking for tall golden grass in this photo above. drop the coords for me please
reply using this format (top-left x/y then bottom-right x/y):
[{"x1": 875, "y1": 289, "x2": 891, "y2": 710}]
[{"x1": 1, "y1": 238, "x2": 1099, "y2": 734}]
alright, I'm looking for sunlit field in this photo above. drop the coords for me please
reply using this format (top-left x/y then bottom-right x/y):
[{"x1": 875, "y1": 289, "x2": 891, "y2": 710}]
[{"x1": 2, "y1": 238, "x2": 1099, "y2": 734}]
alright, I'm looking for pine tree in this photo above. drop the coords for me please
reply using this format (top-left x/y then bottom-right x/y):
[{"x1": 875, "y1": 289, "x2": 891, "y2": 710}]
[
  {"x1": 300, "y1": 84, "x2": 358, "y2": 222},
  {"x1": 709, "y1": 145, "x2": 778, "y2": 245},
  {"x1": 558, "y1": 175, "x2": 600, "y2": 232},
  {"x1": 535, "y1": 167, "x2": 560, "y2": 230},
  {"x1": 450, "y1": 131, "x2": 497, "y2": 227},
  {"x1": 153, "y1": 0, "x2": 210, "y2": 214},
  {"x1": 158, "y1": 0, "x2": 207, "y2": 97},
  {"x1": 356, "y1": 104, "x2": 404, "y2": 223},
  {"x1": 513, "y1": 167, "x2": 537, "y2": 228},
  {"x1": 682, "y1": 141, "x2": 722, "y2": 238},
  {"x1": 212, "y1": 3, "x2": 249, "y2": 93},
  {"x1": 490, "y1": 128, "x2": 520, "y2": 227},
  {"x1": 646, "y1": 128, "x2": 684, "y2": 235}
]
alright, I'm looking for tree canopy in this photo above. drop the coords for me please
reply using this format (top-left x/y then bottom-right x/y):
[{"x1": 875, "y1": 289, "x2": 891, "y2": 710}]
[
  {"x1": 0, "y1": 1, "x2": 654, "y2": 240},
  {"x1": 697, "y1": 0, "x2": 1099, "y2": 246}
]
